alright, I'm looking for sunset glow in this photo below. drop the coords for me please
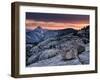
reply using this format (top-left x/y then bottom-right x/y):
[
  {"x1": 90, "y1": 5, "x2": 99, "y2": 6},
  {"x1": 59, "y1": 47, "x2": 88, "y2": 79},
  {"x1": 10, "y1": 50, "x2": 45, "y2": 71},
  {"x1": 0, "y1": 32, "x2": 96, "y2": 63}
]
[
  {"x1": 26, "y1": 12, "x2": 89, "y2": 30},
  {"x1": 26, "y1": 20, "x2": 89, "y2": 30}
]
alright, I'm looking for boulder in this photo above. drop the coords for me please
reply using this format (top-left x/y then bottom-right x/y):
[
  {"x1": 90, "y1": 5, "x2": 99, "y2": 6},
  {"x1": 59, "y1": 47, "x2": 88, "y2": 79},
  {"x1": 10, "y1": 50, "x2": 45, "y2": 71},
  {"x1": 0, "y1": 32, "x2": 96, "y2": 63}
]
[{"x1": 61, "y1": 48, "x2": 78, "y2": 60}]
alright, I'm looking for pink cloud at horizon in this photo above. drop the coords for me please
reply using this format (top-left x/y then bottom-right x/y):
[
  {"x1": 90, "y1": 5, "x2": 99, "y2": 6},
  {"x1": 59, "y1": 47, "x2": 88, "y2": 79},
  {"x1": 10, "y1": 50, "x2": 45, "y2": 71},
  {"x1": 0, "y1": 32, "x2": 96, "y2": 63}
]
[{"x1": 26, "y1": 20, "x2": 89, "y2": 30}]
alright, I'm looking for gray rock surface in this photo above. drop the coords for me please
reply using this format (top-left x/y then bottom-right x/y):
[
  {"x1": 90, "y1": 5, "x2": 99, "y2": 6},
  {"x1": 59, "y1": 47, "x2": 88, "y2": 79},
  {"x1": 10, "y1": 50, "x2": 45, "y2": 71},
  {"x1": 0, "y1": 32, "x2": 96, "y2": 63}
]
[
  {"x1": 78, "y1": 51, "x2": 89, "y2": 64},
  {"x1": 26, "y1": 26, "x2": 90, "y2": 67},
  {"x1": 28, "y1": 55, "x2": 81, "y2": 67}
]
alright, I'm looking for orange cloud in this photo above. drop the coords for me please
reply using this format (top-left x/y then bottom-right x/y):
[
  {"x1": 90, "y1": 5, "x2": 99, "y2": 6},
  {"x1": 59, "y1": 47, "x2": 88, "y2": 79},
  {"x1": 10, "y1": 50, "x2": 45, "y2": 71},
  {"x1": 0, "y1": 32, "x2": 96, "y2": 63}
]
[{"x1": 26, "y1": 19, "x2": 89, "y2": 30}]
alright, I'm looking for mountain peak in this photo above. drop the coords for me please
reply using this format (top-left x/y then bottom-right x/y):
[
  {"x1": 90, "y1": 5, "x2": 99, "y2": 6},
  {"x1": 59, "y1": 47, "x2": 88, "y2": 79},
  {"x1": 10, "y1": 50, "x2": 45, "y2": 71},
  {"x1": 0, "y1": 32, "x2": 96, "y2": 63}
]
[
  {"x1": 36, "y1": 26, "x2": 42, "y2": 29},
  {"x1": 34, "y1": 26, "x2": 43, "y2": 31},
  {"x1": 34, "y1": 26, "x2": 47, "y2": 34}
]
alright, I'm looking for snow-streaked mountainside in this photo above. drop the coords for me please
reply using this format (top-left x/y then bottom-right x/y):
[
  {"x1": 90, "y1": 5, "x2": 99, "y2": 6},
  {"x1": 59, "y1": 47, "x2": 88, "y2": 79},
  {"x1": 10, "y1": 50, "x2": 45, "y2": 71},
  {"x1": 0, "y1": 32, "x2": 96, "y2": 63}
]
[
  {"x1": 26, "y1": 25, "x2": 90, "y2": 67},
  {"x1": 26, "y1": 26, "x2": 77, "y2": 44}
]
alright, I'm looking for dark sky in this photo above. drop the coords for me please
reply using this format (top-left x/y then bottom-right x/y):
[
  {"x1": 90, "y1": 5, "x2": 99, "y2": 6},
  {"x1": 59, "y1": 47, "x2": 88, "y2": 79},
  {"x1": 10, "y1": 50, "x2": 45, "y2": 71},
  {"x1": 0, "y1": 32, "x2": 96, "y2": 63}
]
[
  {"x1": 26, "y1": 12, "x2": 89, "y2": 30},
  {"x1": 26, "y1": 12, "x2": 89, "y2": 23}
]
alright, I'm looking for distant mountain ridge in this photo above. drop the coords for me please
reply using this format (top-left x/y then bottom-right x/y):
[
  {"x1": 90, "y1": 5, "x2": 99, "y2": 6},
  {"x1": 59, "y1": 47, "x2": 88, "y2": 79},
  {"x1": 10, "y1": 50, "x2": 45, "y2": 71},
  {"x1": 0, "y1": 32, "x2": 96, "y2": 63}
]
[{"x1": 26, "y1": 26, "x2": 78, "y2": 44}]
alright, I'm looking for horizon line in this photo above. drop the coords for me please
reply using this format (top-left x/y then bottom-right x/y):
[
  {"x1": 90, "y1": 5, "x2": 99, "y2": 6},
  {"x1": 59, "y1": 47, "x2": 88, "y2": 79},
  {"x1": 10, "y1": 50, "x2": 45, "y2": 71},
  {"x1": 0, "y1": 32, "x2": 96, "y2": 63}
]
[{"x1": 26, "y1": 25, "x2": 89, "y2": 31}]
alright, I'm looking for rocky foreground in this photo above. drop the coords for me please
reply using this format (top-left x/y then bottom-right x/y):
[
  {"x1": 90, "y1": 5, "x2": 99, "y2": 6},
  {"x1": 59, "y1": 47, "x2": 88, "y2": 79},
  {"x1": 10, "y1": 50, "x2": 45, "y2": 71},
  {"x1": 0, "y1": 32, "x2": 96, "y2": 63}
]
[{"x1": 26, "y1": 26, "x2": 90, "y2": 67}]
